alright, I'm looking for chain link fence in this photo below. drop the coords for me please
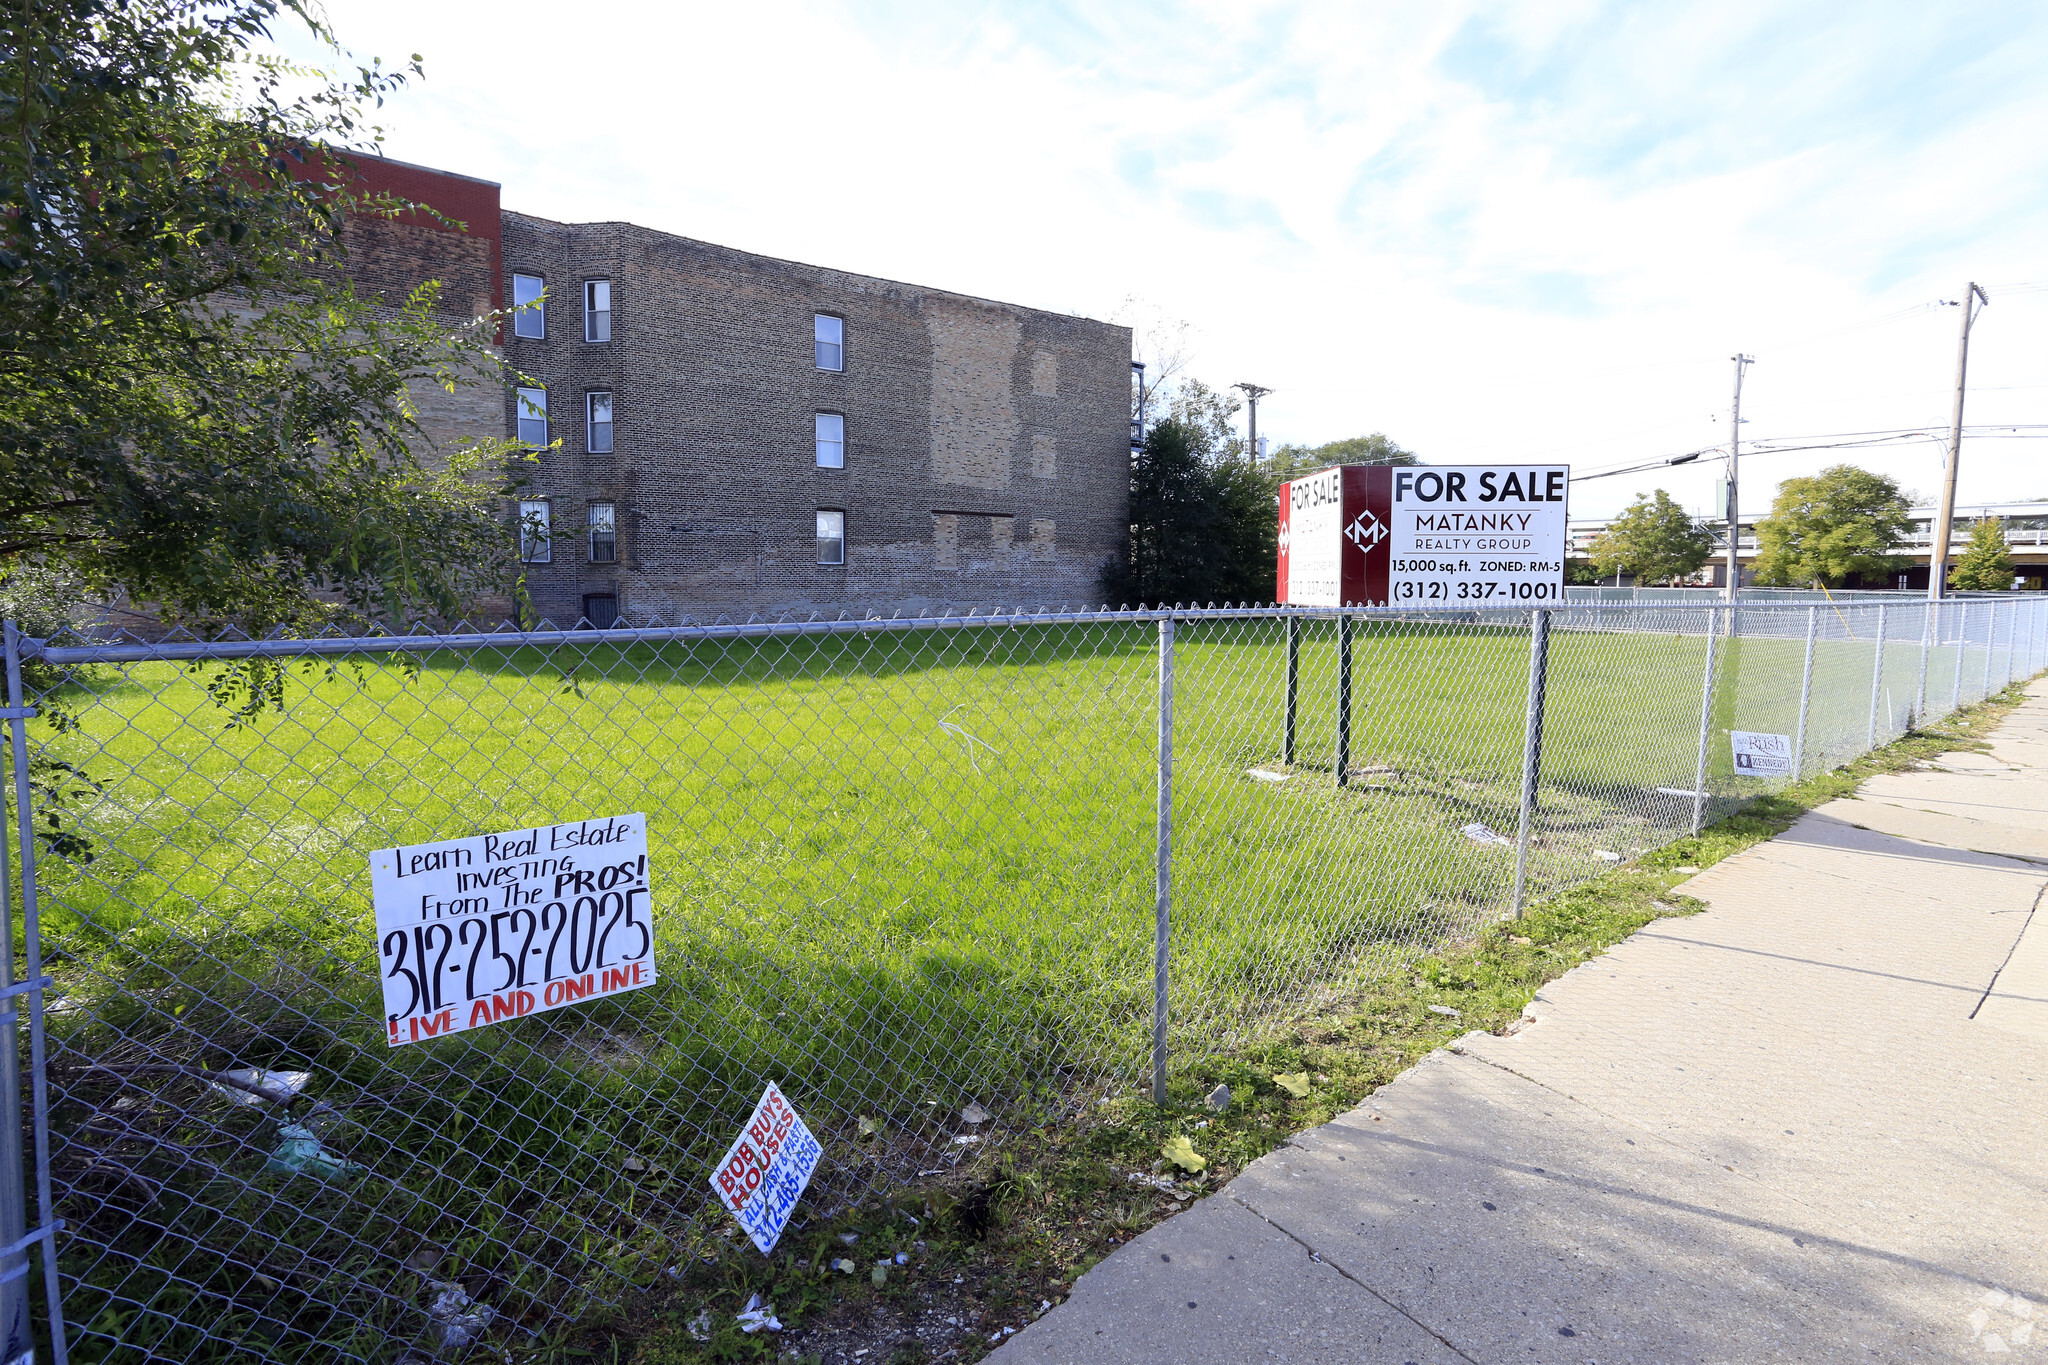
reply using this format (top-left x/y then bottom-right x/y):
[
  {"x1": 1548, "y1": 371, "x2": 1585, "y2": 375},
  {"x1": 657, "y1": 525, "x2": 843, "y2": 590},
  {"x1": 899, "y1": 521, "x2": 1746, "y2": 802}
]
[{"x1": 4, "y1": 596, "x2": 2044, "y2": 1363}]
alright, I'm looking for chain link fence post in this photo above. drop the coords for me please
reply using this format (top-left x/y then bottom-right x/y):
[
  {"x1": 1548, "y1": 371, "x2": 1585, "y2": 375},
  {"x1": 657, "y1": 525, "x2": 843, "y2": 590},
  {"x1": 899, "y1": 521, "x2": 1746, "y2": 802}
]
[
  {"x1": 3, "y1": 621, "x2": 65, "y2": 1365},
  {"x1": 1511, "y1": 609, "x2": 1550, "y2": 919},
  {"x1": 1282, "y1": 614, "x2": 1299, "y2": 766},
  {"x1": 1955, "y1": 599, "x2": 1972, "y2": 709},
  {"x1": 1793, "y1": 605, "x2": 1818, "y2": 777},
  {"x1": 1334, "y1": 614, "x2": 1353, "y2": 789},
  {"x1": 1866, "y1": 603, "x2": 1888, "y2": 748},
  {"x1": 1151, "y1": 616, "x2": 1175, "y2": 1106},
  {"x1": 1915, "y1": 601, "x2": 1932, "y2": 728},
  {"x1": 1690, "y1": 609, "x2": 1721, "y2": 836}
]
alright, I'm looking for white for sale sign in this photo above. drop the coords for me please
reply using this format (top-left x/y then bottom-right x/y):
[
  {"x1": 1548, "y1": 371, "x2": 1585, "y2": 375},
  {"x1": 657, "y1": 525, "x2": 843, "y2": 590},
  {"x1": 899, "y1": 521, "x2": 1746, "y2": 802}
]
[
  {"x1": 370, "y1": 814, "x2": 655, "y2": 1046},
  {"x1": 1279, "y1": 465, "x2": 1570, "y2": 606},
  {"x1": 710, "y1": 1083, "x2": 823, "y2": 1255},
  {"x1": 1731, "y1": 731, "x2": 1795, "y2": 778}
]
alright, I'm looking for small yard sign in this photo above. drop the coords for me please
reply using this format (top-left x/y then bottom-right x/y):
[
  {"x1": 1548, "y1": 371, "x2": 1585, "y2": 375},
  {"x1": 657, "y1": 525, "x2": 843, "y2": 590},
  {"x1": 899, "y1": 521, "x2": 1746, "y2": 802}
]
[
  {"x1": 1278, "y1": 464, "x2": 1570, "y2": 607},
  {"x1": 711, "y1": 1083, "x2": 822, "y2": 1255},
  {"x1": 1730, "y1": 731, "x2": 1794, "y2": 778},
  {"x1": 369, "y1": 814, "x2": 655, "y2": 1046}
]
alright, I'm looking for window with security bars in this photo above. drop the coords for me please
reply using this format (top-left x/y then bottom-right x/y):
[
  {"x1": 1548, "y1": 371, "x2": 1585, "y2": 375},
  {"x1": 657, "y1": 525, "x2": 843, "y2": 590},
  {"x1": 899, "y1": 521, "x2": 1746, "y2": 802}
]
[
  {"x1": 516, "y1": 387, "x2": 548, "y2": 447},
  {"x1": 816, "y1": 412, "x2": 844, "y2": 468},
  {"x1": 518, "y1": 499, "x2": 550, "y2": 562},
  {"x1": 589, "y1": 502, "x2": 616, "y2": 563},
  {"x1": 513, "y1": 272, "x2": 544, "y2": 338},
  {"x1": 817, "y1": 509, "x2": 845, "y2": 565},
  {"x1": 585, "y1": 280, "x2": 611, "y2": 342},
  {"x1": 815, "y1": 314, "x2": 844, "y2": 371},
  {"x1": 587, "y1": 391, "x2": 613, "y2": 453}
]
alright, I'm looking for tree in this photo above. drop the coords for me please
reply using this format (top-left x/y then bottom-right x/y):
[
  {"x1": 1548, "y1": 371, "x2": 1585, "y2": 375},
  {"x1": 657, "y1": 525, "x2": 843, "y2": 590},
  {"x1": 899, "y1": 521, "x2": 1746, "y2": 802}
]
[
  {"x1": 1948, "y1": 518, "x2": 2016, "y2": 591},
  {"x1": 0, "y1": 0, "x2": 525, "y2": 636},
  {"x1": 1101, "y1": 417, "x2": 1276, "y2": 606},
  {"x1": 1588, "y1": 490, "x2": 1712, "y2": 586},
  {"x1": 1749, "y1": 465, "x2": 1913, "y2": 588},
  {"x1": 1266, "y1": 432, "x2": 1418, "y2": 488}
]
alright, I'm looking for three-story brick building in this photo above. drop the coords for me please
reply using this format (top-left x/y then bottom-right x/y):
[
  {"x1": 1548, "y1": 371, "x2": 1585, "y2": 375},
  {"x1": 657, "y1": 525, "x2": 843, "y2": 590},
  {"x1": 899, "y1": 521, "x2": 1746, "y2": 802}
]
[{"x1": 340, "y1": 155, "x2": 1131, "y2": 625}]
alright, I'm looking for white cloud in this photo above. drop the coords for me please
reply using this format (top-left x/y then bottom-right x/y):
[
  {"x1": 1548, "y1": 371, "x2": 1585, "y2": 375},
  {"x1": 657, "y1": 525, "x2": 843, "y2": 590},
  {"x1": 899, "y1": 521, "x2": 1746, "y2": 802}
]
[{"x1": 288, "y1": 0, "x2": 2048, "y2": 515}]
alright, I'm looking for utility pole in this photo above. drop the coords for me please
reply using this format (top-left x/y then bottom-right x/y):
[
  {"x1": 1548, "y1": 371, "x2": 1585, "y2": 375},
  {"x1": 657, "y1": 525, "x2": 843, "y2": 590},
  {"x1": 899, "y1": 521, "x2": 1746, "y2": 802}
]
[
  {"x1": 1929, "y1": 283, "x2": 1991, "y2": 600},
  {"x1": 1726, "y1": 355, "x2": 1754, "y2": 602},
  {"x1": 1234, "y1": 382, "x2": 1272, "y2": 463}
]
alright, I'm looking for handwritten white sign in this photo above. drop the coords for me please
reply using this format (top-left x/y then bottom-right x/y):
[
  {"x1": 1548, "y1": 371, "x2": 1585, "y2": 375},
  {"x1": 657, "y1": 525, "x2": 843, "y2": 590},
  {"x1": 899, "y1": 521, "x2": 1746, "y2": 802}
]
[
  {"x1": 710, "y1": 1083, "x2": 822, "y2": 1255},
  {"x1": 369, "y1": 814, "x2": 655, "y2": 1046}
]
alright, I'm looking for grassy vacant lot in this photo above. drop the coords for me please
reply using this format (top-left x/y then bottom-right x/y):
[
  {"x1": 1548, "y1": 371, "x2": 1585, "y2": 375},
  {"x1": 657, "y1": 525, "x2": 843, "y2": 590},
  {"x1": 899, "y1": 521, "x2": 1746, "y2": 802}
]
[{"x1": 22, "y1": 613, "x2": 1995, "y2": 1363}]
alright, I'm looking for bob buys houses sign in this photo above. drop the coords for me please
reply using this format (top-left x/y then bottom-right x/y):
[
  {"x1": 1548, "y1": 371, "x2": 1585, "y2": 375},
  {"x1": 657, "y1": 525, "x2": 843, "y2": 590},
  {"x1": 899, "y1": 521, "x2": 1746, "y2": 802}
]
[{"x1": 1278, "y1": 465, "x2": 1570, "y2": 607}]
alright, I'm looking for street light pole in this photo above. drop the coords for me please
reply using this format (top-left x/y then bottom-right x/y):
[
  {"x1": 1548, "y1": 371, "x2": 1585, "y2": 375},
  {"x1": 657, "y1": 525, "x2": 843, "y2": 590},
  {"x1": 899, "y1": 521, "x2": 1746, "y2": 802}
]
[
  {"x1": 1234, "y1": 382, "x2": 1272, "y2": 464},
  {"x1": 1726, "y1": 355, "x2": 1754, "y2": 603},
  {"x1": 1929, "y1": 284, "x2": 1990, "y2": 600}
]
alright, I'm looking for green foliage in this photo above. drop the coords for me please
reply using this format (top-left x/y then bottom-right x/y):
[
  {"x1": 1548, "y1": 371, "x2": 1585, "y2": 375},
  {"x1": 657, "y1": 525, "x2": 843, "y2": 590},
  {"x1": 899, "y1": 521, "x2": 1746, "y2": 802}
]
[
  {"x1": 1102, "y1": 417, "x2": 1277, "y2": 606},
  {"x1": 1566, "y1": 558, "x2": 1606, "y2": 585},
  {"x1": 1265, "y1": 432, "x2": 1418, "y2": 487},
  {"x1": 1948, "y1": 518, "x2": 2016, "y2": 592},
  {"x1": 1589, "y1": 489, "x2": 1713, "y2": 586},
  {"x1": 0, "y1": 0, "x2": 530, "y2": 633},
  {"x1": 1750, "y1": 464, "x2": 1912, "y2": 587}
]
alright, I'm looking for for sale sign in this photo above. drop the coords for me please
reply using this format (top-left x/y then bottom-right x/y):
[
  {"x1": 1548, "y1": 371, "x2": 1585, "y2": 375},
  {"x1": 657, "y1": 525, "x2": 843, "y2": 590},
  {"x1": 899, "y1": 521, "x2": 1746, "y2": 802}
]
[
  {"x1": 1278, "y1": 465, "x2": 1569, "y2": 607},
  {"x1": 711, "y1": 1083, "x2": 822, "y2": 1255},
  {"x1": 369, "y1": 814, "x2": 655, "y2": 1046},
  {"x1": 1731, "y1": 731, "x2": 1794, "y2": 778}
]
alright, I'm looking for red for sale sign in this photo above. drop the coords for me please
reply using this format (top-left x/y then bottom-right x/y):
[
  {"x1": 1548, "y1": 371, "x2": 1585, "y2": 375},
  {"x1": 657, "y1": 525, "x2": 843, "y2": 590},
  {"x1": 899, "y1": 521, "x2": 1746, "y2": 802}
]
[{"x1": 1278, "y1": 465, "x2": 1569, "y2": 607}]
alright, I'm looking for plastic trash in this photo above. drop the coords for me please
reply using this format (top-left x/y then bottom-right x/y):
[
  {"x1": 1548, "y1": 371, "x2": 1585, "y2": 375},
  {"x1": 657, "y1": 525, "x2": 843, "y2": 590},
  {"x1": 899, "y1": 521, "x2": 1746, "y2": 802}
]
[
  {"x1": 831, "y1": 1257, "x2": 857, "y2": 1273},
  {"x1": 209, "y1": 1069, "x2": 311, "y2": 1107},
  {"x1": 1461, "y1": 822, "x2": 1513, "y2": 846},
  {"x1": 1429, "y1": 1005, "x2": 1462, "y2": 1018},
  {"x1": 427, "y1": 1282, "x2": 494, "y2": 1349},
  {"x1": 960, "y1": 1101, "x2": 991, "y2": 1125},
  {"x1": 737, "y1": 1292, "x2": 781, "y2": 1333},
  {"x1": 1594, "y1": 849, "x2": 1624, "y2": 862},
  {"x1": 1245, "y1": 768, "x2": 1290, "y2": 783},
  {"x1": 685, "y1": 1310, "x2": 712, "y2": 1342},
  {"x1": 264, "y1": 1123, "x2": 362, "y2": 1179}
]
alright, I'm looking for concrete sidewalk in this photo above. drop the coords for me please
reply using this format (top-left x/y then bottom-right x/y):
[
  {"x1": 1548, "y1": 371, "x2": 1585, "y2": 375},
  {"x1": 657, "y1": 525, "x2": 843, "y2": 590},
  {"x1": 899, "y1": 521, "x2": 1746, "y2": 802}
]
[{"x1": 992, "y1": 686, "x2": 2048, "y2": 1364}]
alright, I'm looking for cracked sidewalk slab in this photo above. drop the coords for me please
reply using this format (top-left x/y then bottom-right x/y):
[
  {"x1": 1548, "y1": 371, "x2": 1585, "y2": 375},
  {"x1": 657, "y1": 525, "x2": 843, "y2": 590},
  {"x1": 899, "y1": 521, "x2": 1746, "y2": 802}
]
[{"x1": 992, "y1": 681, "x2": 2048, "y2": 1364}]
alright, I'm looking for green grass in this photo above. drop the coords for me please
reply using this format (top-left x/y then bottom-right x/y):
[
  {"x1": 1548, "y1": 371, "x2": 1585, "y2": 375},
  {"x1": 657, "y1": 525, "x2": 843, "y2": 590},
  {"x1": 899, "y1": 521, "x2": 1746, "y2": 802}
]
[{"x1": 21, "y1": 617, "x2": 2020, "y2": 1362}]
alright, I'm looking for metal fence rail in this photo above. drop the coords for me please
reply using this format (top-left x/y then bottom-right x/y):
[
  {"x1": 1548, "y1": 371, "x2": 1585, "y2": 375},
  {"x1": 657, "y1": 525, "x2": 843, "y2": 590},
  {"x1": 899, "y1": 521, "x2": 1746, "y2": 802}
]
[{"x1": 3, "y1": 597, "x2": 2044, "y2": 1363}]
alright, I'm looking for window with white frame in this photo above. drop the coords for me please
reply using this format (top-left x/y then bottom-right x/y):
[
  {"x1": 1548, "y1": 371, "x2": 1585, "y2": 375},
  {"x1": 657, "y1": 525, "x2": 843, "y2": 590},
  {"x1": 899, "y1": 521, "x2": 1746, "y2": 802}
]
[
  {"x1": 815, "y1": 412, "x2": 844, "y2": 469},
  {"x1": 587, "y1": 391, "x2": 613, "y2": 453},
  {"x1": 816, "y1": 509, "x2": 845, "y2": 565},
  {"x1": 512, "y1": 273, "x2": 545, "y2": 339},
  {"x1": 584, "y1": 280, "x2": 611, "y2": 342},
  {"x1": 518, "y1": 499, "x2": 551, "y2": 563},
  {"x1": 516, "y1": 387, "x2": 548, "y2": 447},
  {"x1": 814, "y1": 314, "x2": 844, "y2": 371},
  {"x1": 589, "y1": 502, "x2": 616, "y2": 563}
]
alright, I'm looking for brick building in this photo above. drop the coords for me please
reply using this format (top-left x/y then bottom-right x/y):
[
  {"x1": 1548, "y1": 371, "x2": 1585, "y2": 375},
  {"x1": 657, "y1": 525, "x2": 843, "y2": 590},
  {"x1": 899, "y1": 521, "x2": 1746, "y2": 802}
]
[{"x1": 338, "y1": 155, "x2": 1132, "y2": 624}]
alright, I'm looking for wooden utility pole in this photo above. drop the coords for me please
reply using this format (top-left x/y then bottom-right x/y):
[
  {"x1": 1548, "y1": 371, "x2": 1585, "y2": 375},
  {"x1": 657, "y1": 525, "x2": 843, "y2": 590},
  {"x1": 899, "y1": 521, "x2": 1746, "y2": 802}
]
[
  {"x1": 1726, "y1": 355, "x2": 1754, "y2": 601},
  {"x1": 1234, "y1": 382, "x2": 1272, "y2": 463},
  {"x1": 1929, "y1": 284, "x2": 1990, "y2": 599}
]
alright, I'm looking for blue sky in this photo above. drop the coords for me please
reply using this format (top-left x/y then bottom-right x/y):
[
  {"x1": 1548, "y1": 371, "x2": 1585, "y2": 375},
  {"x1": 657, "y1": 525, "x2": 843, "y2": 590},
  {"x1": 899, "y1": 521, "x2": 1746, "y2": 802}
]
[{"x1": 283, "y1": 0, "x2": 2048, "y2": 516}]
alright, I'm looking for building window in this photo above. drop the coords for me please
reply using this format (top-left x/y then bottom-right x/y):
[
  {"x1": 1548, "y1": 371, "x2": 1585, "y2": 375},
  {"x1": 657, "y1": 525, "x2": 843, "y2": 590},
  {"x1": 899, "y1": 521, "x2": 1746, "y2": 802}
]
[
  {"x1": 581, "y1": 594, "x2": 619, "y2": 629},
  {"x1": 584, "y1": 280, "x2": 611, "y2": 343},
  {"x1": 513, "y1": 273, "x2": 545, "y2": 339},
  {"x1": 518, "y1": 499, "x2": 551, "y2": 563},
  {"x1": 589, "y1": 502, "x2": 616, "y2": 563},
  {"x1": 815, "y1": 412, "x2": 844, "y2": 469},
  {"x1": 587, "y1": 391, "x2": 613, "y2": 453},
  {"x1": 814, "y1": 314, "x2": 844, "y2": 371},
  {"x1": 516, "y1": 387, "x2": 548, "y2": 447},
  {"x1": 817, "y1": 509, "x2": 845, "y2": 566}
]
